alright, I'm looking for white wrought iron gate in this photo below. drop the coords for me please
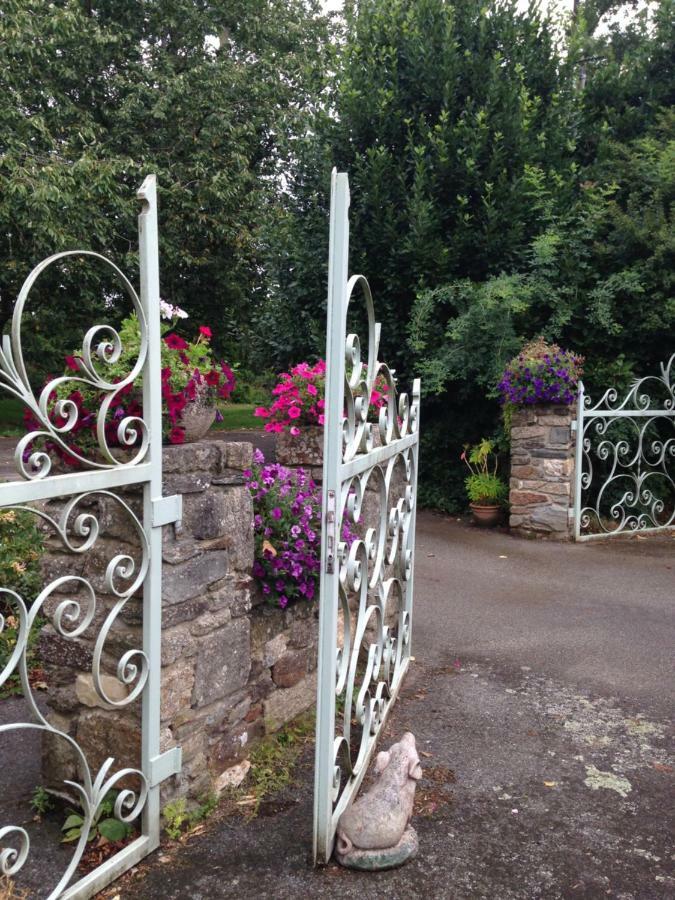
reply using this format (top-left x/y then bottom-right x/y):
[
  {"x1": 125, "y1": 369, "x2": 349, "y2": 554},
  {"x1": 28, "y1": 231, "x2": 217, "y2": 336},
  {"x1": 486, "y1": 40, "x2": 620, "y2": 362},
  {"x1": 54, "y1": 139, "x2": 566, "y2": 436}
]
[
  {"x1": 573, "y1": 354, "x2": 675, "y2": 540},
  {"x1": 0, "y1": 176, "x2": 181, "y2": 898},
  {"x1": 313, "y1": 171, "x2": 421, "y2": 863}
]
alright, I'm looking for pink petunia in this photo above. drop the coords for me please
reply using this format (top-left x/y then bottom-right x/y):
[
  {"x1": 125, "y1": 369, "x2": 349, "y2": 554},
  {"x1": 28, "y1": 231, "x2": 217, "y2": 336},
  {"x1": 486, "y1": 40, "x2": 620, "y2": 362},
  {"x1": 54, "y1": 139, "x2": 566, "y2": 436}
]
[{"x1": 288, "y1": 407, "x2": 301, "y2": 419}]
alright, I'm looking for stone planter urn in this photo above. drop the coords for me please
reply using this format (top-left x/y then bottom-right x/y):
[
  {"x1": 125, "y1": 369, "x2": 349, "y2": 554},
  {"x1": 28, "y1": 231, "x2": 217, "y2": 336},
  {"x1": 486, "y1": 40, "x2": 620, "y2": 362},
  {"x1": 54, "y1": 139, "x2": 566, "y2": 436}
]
[{"x1": 180, "y1": 397, "x2": 217, "y2": 443}]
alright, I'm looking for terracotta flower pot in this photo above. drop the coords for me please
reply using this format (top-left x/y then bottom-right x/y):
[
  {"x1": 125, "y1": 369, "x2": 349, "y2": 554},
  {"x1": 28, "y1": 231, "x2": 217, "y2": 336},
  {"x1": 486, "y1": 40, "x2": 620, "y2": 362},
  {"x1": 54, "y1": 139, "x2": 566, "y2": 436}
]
[
  {"x1": 180, "y1": 397, "x2": 217, "y2": 443},
  {"x1": 469, "y1": 502, "x2": 501, "y2": 527}
]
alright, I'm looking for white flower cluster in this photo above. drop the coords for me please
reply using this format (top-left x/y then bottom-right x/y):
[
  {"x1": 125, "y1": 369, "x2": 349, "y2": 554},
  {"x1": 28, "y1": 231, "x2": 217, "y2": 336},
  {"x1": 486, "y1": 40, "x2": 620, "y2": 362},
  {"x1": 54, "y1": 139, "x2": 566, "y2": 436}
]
[{"x1": 159, "y1": 299, "x2": 189, "y2": 321}]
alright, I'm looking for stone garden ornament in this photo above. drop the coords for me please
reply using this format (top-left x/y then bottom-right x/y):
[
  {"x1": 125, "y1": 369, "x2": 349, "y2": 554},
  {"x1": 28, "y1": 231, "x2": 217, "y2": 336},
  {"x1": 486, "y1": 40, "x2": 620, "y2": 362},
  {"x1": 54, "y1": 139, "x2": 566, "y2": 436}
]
[{"x1": 336, "y1": 732, "x2": 422, "y2": 870}]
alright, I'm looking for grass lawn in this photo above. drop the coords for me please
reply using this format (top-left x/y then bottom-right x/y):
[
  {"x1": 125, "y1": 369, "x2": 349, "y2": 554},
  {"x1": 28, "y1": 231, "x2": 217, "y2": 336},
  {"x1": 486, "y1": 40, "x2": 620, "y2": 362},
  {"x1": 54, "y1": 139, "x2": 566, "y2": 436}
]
[
  {"x1": 0, "y1": 396, "x2": 263, "y2": 436},
  {"x1": 214, "y1": 403, "x2": 263, "y2": 431}
]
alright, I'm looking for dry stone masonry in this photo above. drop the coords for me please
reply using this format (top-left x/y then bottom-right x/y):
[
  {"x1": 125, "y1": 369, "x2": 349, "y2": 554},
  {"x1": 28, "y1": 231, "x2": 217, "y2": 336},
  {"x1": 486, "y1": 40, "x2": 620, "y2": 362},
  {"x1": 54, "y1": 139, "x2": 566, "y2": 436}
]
[
  {"x1": 39, "y1": 440, "x2": 319, "y2": 806},
  {"x1": 509, "y1": 404, "x2": 575, "y2": 539}
]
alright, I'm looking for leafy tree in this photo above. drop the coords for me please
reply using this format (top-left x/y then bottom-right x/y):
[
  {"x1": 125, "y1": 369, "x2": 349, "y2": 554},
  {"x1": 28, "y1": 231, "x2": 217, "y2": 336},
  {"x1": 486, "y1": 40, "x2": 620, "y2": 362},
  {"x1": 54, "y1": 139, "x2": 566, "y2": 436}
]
[
  {"x1": 0, "y1": 0, "x2": 330, "y2": 378},
  {"x1": 270, "y1": 0, "x2": 673, "y2": 511},
  {"x1": 267, "y1": 0, "x2": 576, "y2": 367}
]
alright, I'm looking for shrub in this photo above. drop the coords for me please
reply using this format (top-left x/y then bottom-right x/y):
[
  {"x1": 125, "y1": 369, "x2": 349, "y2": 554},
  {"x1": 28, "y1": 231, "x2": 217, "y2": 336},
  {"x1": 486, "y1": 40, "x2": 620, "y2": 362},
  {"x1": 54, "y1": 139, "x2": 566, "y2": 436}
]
[{"x1": 498, "y1": 338, "x2": 583, "y2": 407}]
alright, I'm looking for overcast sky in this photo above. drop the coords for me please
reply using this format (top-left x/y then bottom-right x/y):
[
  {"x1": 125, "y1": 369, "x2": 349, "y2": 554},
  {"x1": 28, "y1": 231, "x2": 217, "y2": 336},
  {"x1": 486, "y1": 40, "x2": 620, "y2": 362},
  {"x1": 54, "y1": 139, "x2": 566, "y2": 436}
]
[
  {"x1": 322, "y1": 0, "x2": 578, "y2": 10},
  {"x1": 320, "y1": 1, "x2": 644, "y2": 25}
]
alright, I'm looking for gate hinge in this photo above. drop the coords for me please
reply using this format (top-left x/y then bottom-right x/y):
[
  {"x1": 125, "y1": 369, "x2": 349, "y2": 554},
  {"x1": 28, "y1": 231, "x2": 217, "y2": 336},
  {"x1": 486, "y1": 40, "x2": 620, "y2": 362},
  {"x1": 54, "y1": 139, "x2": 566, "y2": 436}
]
[
  {"x1": 571, "y1": 420, "x2": 578, "y2": 433},
  {"x1": 149, "y1": 747, "x2": 182, "y2": 787},
  {"x1": 152, "y1": 494, "x2": 182, "y2": 528},
  {"x1": 567, "y1": 508, "x2": 575, "y2": 520},
  {"x1": 325, "y1": 490, "x2": 336, "y2": 574}
]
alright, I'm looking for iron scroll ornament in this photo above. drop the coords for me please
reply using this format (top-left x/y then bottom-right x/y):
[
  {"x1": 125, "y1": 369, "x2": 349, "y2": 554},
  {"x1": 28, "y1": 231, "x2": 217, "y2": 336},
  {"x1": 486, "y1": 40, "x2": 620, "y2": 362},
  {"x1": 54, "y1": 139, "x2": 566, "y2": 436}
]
[
  {"x1": 331, "y1": 274, "x2": 420, "y2": 809},
  {"x1": 0, "y1": 250, "x2": 150, "y2": 481},
  {"x1": 0, "y1": 491, "x2": 151, "y2": 893},
  {"x1": 576, "y1": 354, "x2": 675, "y2": 537},
  {"x1": 0, "y1": 178, "x2": 168, "y2": 899}
]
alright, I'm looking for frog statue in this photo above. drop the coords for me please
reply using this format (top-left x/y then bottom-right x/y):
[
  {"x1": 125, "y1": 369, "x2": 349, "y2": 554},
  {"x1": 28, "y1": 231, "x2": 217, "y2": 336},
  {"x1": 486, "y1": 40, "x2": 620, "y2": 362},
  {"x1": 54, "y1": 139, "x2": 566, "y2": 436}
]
[{"x1": 336, "y1": 732, "x2": 422, "y2": 870}]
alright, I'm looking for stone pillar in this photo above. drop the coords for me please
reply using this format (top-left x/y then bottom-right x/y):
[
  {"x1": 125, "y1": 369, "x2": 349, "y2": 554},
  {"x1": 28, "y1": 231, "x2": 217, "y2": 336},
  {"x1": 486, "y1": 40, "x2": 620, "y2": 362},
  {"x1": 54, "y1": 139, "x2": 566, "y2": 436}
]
[{"x1": 509, "y1": 405, "x2": 574, "y2": 539}]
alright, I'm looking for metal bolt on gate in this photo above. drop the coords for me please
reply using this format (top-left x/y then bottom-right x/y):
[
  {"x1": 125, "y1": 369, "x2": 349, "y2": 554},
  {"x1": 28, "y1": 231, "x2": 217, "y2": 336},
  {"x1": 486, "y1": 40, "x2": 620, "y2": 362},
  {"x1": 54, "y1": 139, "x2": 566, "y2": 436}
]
[
  {"x1": 313, "y1": 171, "x2": 421, "y2": 863},
  {"x1": 0, "y1": 176, "x2": 181, "y2": 898}
]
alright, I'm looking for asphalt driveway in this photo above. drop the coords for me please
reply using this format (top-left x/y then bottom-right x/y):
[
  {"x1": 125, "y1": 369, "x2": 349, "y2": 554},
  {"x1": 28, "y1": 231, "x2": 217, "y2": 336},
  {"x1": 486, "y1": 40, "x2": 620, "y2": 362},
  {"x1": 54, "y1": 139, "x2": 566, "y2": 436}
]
[{"x1": 89, "y1": 512, "x2": 674, "y2": 899}]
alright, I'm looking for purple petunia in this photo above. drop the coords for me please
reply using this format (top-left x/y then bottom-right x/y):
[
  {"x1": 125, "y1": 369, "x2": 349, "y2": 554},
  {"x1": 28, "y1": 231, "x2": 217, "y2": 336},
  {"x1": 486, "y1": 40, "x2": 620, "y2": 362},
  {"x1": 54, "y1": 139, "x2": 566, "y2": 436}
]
[
  {"x1": 498, "y1": 339, "x2": 583, "y2": 407},
  {"x1": 245, "y1": 452, "x2": 356, "y2": 609}
]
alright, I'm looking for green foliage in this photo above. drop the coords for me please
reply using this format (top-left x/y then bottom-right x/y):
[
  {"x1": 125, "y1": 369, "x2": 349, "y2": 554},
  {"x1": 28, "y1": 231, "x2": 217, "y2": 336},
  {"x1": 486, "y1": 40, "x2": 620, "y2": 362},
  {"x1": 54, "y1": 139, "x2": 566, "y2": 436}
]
[
  {"x1": 276, "y1": 0, "x2": 672, "y2": 511},
  {"x1": 162, "y1": 792, "x2": 219, "y2": 840},
  {"x1": 465, "y1": 473, "x2": 508, "y2": 505},
  {"x1": 0, "y1": 398, "x2": 24, "y2": 435},
  {"x1": 61, "y1": 792, "x2": 131, "y2": 844},
  {"x1": 461, "y1": 437, "x2": 507, "y2": 504},
  {"x1": 0, "y1": 0, "x2": 332, "y2": 378},
  {"x1": 31, "y1": 786, "x2": 53, "y2": 817},
  {"x1": 229, "y1": 370, "x2": 276, "y2": 406},
  {"x1": 0, "y1": 508, "x2": 45, "y2": 699},
  {"x1": 0, "y1": 508, "x2": 43, "y2": 601},
  {"x1": 162, "y1": 799, "x2": 190, "y2": 841},
  {"x1": 240, "y1": 712, "x2": 315, "y2": 815}
]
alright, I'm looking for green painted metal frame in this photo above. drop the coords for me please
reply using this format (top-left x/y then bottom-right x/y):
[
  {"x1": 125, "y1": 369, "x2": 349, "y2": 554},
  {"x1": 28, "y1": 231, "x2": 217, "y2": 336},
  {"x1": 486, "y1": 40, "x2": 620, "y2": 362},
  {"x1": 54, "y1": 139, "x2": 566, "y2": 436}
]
[
  {"x1": 313, "y1": 171, "x2": 421, "y2": 863},
  {"x1": 0, "y1": 176, "x2": 182, "y2": 898}
]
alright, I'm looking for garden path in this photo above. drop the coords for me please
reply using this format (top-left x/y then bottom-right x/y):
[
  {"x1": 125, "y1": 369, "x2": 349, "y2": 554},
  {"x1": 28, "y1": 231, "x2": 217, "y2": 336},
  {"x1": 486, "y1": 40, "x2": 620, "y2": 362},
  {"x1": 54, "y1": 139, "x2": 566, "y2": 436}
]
[{"x1": 95, "y1": 512, "x2": 674, "y2": 899}]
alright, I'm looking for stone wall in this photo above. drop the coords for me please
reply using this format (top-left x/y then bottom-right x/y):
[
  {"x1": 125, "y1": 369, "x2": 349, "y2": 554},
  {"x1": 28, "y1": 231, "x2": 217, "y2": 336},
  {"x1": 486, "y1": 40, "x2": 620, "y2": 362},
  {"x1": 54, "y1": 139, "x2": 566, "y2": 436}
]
[
  {"x1": 276, "y1": 426, "x2": 324, "y2": 479},
  {"x1": 39, "y1": 440, "x2": 318, "y2": 805},
  {"x1": 509, "y1": 405, "x2": 574, "y2": 539}
]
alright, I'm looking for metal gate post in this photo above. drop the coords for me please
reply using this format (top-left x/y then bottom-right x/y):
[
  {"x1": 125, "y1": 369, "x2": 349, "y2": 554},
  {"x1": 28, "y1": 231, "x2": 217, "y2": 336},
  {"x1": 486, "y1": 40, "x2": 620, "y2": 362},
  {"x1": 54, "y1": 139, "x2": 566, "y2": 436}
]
[
  {"x1": 313, "y1": 170, "x2": 421, "y2": 863},
  {"x1": 313, "y1": 171, "x2": 350, "y2": 864},
  {"x1": 138, "y1": 175, "x2": 182, "y2": 850},
  {"x1": 572, "y1": 379, "x2": 585, "y2": 541}
]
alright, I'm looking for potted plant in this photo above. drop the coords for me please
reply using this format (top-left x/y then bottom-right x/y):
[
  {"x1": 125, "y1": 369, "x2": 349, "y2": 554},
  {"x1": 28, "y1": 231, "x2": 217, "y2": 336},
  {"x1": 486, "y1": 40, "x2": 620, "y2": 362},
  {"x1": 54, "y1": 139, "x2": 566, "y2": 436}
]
[
  {"x1": 253, "y1": 360, "x2": 389, "y2": 465},
  {"x1": 24, "y1": 302, "x2": 236, "y2": 468},
  {"x1": 462, "y1": 438, "x2": 507, "y2": 526},
  {"x1": 497, "y1": 338, "x2": 583, "y2": 407}
]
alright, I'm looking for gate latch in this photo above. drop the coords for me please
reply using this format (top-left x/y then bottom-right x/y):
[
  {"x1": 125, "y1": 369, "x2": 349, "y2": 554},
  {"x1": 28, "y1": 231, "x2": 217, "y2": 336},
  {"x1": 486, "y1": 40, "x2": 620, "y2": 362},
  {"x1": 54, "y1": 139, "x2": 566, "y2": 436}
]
[{"x1": 325, "y1": 490, "x2": 336, "y2": 574}]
